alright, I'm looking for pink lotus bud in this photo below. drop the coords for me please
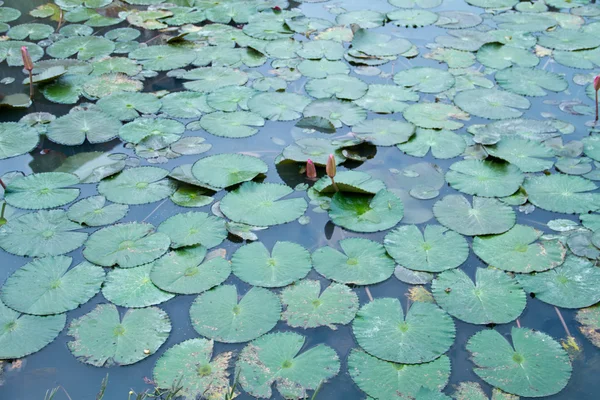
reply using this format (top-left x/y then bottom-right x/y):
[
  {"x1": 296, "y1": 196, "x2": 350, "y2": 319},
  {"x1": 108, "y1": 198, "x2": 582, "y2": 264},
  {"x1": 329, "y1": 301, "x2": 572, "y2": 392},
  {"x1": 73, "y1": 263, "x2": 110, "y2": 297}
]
[
  {"x1": 594, "y1": 75, "x2": 600, "y2": 92},
  {"x1": 326, "y1": 154, "x2": 336, "y2": 179},
  {"x1": 21, "y1": 46, "x2": 33, "y2": 72},
  {"x1": 306, "y1": 159, "x2": 317, "y2": 179},
  {"x1": 273, "y1": 6, "x2": 281, "y2": 11}
]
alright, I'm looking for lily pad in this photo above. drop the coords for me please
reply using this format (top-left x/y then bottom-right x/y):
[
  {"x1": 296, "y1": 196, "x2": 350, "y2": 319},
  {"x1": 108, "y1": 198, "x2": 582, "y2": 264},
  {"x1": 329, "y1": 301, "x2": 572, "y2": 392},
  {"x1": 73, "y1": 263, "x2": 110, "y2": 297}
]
[
  {"x1": 454, "y1": 89, "x2": 530, "y2": 120},
  {"x1": 575, "y1": 305, "x2": 600, "y2": 348},
  {"x1": 0, "y1": 122, "x2": 39, "y2": 160},
  {"x1": 329, "y1": 189, "x2": 404, "y2": 233},
  {"x1": 157, "y1": 211, "x2": 226, "y2": 249},
  {"x1": 161, "y1": 91, "x2": 213, "y2": 118},
  {"x1": 303, "y1": 99, "x2": 367, "y2": 128},
  {"x1": 394, "y1": 67, "x2": 455, "y2": 94},
  {"x1": 477, "y1": 43, "x2": 540, "y2": 70},
  {"x1": 5, "y1": 172, "x2": 79, "y2": 210},
  {"x1": 352, "y1": 119, "x2": 415, "y2": 146},
  {"x1": 351, "y1": 28, "x2": 412, "y2": 56},
  {"x1": 313, "y1": 238, "x2": 395, "y2": 285},
  {"x1": 354, "y1": 84, "x2": 419, "y2": 113},
  {"x1": 98, "y1": 167, "x2": 177, "y2": 205},
  {"x1": 398, "y1": 128, "x2": 466, "y2": 159},
  {"x1": 538, "y1": 29, "x2": 600, "y2": 51},
  {"x1": 97, "y1": 92, "x2": 161, "y2": 121},
  {"x1": 47, "y1": 109, "x2": 121, "y2": 145},
  {"x1": 305, "y1": 74, "x2": 368, "y2": 100},
  {"x1": 129, "y1": 45, "x2": 195, "y2": 71},
  {"x1": 353, "y1": 299, "x2": 455, "y2": 364},
  {"x1": 403, "y1": 103, "x2": 469, "y2": 130},
  {"x1": 486, "y1": 138, "x2": 554, "y2": 173},
  {"x1": 432, "y1": 268, "x2": 526, "y2": 324},
  {"x1": 496, "y1": 68, "x2": 568, "y2": 97},
  {"x1": 248, "y1": 92, "x2": 311, "y2": 121},
  {"x1": 102, "y1": 263, "x2": 174, "y2": 308},
  {"x1": 67, "y1": 196, "x2": 128, "y2": 227},
  {"x1": 190, "y1": 285, "x2": 280, "y2": 343},
  {"x1": 523, "y1": 174, "x2": 600, "y2": 214},
  {"x1": 47, "y1": 36, "x2": 115, "y2": 60},
  {"x1": 313, "y1": 171, "x2": 386, "y2": 194},
  {"x1": 200, "y1": 111, "x2": 265, "y2": 138},
  {"x1": 83, "y1": 222, "x2": 170, "y2": 268},
  {"x1": 446, "y1": 159, "x2": 524, "y2": 198},
  {"x1": 7, "y1": 23, "x2": 54, "y2": 40},
  {"x1": 192, "y1": 154, "x2": 267, "y2": 189},
  {"x1": 231, "y1": 241, "x2": 312, "y2": 288},
  {"x1": 384, "y1": 225, "x2": 469, "y2": 272},
  {"x1": 182, "y1": 67, "x2": 248, "y2": 92},
  {"x1": 281, "y1": 138, "x2": 349, "y2": 165},
  {"x1": 67, "y1": 304, "x2": 171, "y2": 367},
  {"x1": 119, "y1": 117, "x2": 184, "y2": 148}
]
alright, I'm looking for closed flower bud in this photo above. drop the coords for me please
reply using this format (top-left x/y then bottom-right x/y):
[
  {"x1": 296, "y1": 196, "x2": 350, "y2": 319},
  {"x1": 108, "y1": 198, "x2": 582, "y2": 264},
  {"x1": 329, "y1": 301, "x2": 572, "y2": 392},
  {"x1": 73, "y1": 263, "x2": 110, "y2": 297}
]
[
  {"x1": 594, "y1": 75, "x2": 600, "y2": 92},
  {"x1": 306, "y1": 159, "x2": 317, "y2": 179},
  {"x1": 21, "y1": 46, "x2": 33, "y2": 72},
  {"x1": 326, "y1": 154, "x2": 336, "y2": 179}
]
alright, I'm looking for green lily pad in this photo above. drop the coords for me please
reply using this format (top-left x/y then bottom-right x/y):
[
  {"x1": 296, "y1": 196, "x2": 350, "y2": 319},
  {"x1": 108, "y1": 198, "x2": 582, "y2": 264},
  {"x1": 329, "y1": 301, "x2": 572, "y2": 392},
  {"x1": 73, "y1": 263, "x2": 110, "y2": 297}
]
[
  {"x1": 102, "y1": 263, "x2": 175, "y2": 308},
  {"x1": 129, "y1": 45, "x2": 196, "y2": 71},
  {"x1": 47, "y1": 36, "x2": 115, "y2": 60},
  {"x1": 336, "y1": 10, "x2": 385, "y2": 28},
  {"x1": 454, "y1": 88, "x2": 530, "y2": 120},
  {"x1": 496, "y1": 68, "x2": 568, "y2": 97},
  {"x1": 297, "y1": 59, "x2": 349, "y2": 78},
  {"x1": 394, "y1": 67, "x2": 455, "y2": 94},
  {"x1": 236, "y1": 331, "x2": 340, "y2": 399},
  {"x1": 297, "y1": 39, "x2": 344, "y2": 60},
  {"x1": 538, "y1": 29, "x2": 600, "y2": 51},
  {"x1": 0, "y1": 7, "x2": 20, "y2": 23},
  {"x1": 248, "y1": 92, "x2": 311, "y2": 121},
  {"x1": 352, "y1": 119, "x2": 415, "y2": 146},
  {"x1": 205, "y1": 86, "x2": 255, "y2": 112},
  {"x1": 220, "y1": 182, "x2": 307, "y2": 226},
  {"x1": 153, "y1": 338, "x2": 232, "y2": 400},
  {"x1": 157, "y1": 211, "x2": 226, "y2": 249},
  {"x1": 446, "y1": 159, "x2": 524, "y2": 198},
  {"x1": 0, "y1": 122, "x2": 39, "y2": 160},
  {"x1": 55, "y1": 152, "x2": 126, "y2": 184},
  {"x1": 83, "y1": 222, "x2": 170, "y2": 268},
  {"x1": 432, "y1": 268, "x2": 526, "y2": 324},
  {"x1": 384, "y1": 225, "x2": 468, "y2": 272},
  {"x1": 40, "y1": 74, "x2": 86, "y2": 105},
  {"x1": 200, "y1": 111, "x2": 265, "y2": 138},
  {"x1": 313, "y1": 171, "x2": 386, "y2": 195},
  {"x1": 91, "y1": 57, "x2": 141, "y2": 76},
  {"x1": 467, "y1": 327, "x2": 571, "y2": 397},
  {"x1": 575, "y1": 305, "x2": 600, "y2": 348},
  {"x1": 348, "y1": 350, "x2": 450, "y2": 400},
  {"x1": 388, "y1": 9, "x2": 439, "y2": 27},
  {"x1": 281, "y1": 280, "x2": 358, "y2": 330},
  {"x1": 517, "y1": 255, "x2": 600, "y2": 308},
  {"x1": 303, "y1": 98, "x2": 367, "y2": 128},
  {"x1": 281, "y1": 138, "x2": 349, "y2": 165},
  {"x1": 473, "y1": 225, "x2": 566, "y2": 273},
  {"x1": 150, "y1": 246, "x2": 230, "y2": 295},
  {"x1": 119, "y1": 117, "x2": 184, "y2": 148},
  {"x1": 7, "y1": 23, "x2": 54, "y2": 40},
  {"x1": 0, "y1": 41, "x2": 43, "y2": 66},
  {"x1": 354, "y1": 84, "x2": 419, "y2": 114},
  {"x1": 0, "y1": 300, "x2": 65, "y2": 359},
  {"x1": 170, "y1": 185, "x2": 214, "y2": 208},
  {"x1": 524, "y1": 174, "x2": 600, "y2": 214},
  {"x1": 435, "y1": 30, "x2": 492, "y2": 51},
  {"x1": 47, "y1": 109, "x2": 121, "y2": 145},
  {"x1": 182, "y1": 67, "x2": 248, "y2": 92},
  {"x1": 394, "y1": 265, "x2": 434, "y2": 285},
  {"x1": 353, "y1": 299, "x2": 455, "y2": 364},
  {"x1": 434, "y1": 195, "x2": 516, "y2": 236},
  {"x1": 305, "y1": 74, "x2": 368, "y2": 100},
  {"x1": 398, "y1": 128, "x2": 466, "y2": 159},
  {"x1": 67, "y1": 196, "x2": 128, "y2": 227},
  {"x1": 486, "y1": 138, "x2": 554, "y2": 173},
  {"x1": 97, "y1": 92, "x2": 161, "y2": 121},
  {"x1": 0, "y1": 256, "x2": 104, "y2": 316},
  {"x1": 67, "y1": 304, "x2": 171, "y2": 367},
  {"x1": 4, "y1": 172, "x2": 79, "y2": 210},
  {"x1": 231, "y1": 241, "x2": 312, "y2": 287},
  {"x1": 329, "y1": 189, "x2": 404, "y2": 233},
  {"x1": 554, "y1": 47, "x2": 600, "y2": 69},
  {"x1": 98, "y1": 167, "x2": 177, "y2": 205},
  {"x1": 403, "y1": 103, "x2": 469, "y2": 130},
  {"x1": 192, "y1": 153, "x2": 267, "y2": 189},
  {"x1": 425, "y1": 47, "x2": 476, "y2": 68},
  {"x1": 313, "y1": 238, "x2": 395, "y2": 285},
  {"x1": 190, "y1": 285, "x2": 280, "y2": 343},
  {"x1": 161, "y1": 91, "x2": 213, "y2": 118},
  {"x1": 351, "y1": 28, "x2": 412, "y2": 56},
  {"x1": 477, "y1": 43, "x2": 540, "y2": 70}
]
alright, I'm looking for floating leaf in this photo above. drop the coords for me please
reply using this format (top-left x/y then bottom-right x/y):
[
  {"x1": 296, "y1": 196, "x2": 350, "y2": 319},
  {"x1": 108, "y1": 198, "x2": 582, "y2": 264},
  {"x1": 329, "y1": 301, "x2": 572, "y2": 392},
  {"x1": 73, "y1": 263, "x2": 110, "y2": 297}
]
[
  {"x1": 47, "y1": 36, "x2": 115, "y2": 60},
  {"x1": 102, "y1": 263, "x2": 174, "y2": 308},
  {"x1": 297, "y1": 59, "x2": 349, "y2": 78},
  {"x1": 200, "y1": 111, "x2": 265, "y2": 138},
  {"x1": 486, "y1": 138, "x2": 554, "y2": 173},
  {"x1": 524, "y1": 174, "x2": 600, "y2": 214},
  {"x1": 446, "y1": 159, "x2": 524, "y2": 198},
  {"x1": 7, "y1": 23, "x2": 54, "y2": 40},
  {"x1": 538, "y1": 29, "x2": 600, "y2": 51},
  {"x1": 576, "y1": 304, "x2": 600, "y2": 348},
  {"x1": 477, "y1": 43, "x2": 539, "y2": 70},
  {"x1": 231, "y1": 241, "x2": 312, "y2": 288},
  {"x1": 352, "y1": 119, "x2": 415, "y2": 146},
  {"x1": 55, "y1": 152, "x2": 126, "y2": 184},
  {"x1": 354, "y1": 84, "x2": 418, "y2": 114},
  {"x1": 182, "y1": 67, "x2": 248, "y2": 92},
  {"x1": 305, "y1": 74, "x2": 368, "y2": 100},
  {"x1": 67, "y1": 196, "x2": 128, "y2": 227},
  {"x1": 157, "y1": 211, "x2": 226, "y2": 249},
  {"x1": 5, "y1": 172, "x2": 79, "y2": 210},
  {"x1": 329, "y1": 189, "x2": 403, "y2": 233},
  {"x1": 47, "y1": 109, "x2": 121, "y2": 145},
  {"x1": 161, "y1": 91, "x2": 212, "y2": 118},
  {"x1": 0, "y1": 122, "x2": 39, "y2": 160},
  {"x1": 67, "y1": 304, "x2": 170, "y2": 367},
  {"x1": 97, "y1": 92, "x2": 161, "y2": 122},
  {"x1": 248, "y1": 92, "x2": 311, "y2": 121},
  {"x1": 98, "y1": 167, "x2": 177, "y2": 205},
  {"x1": 313, "y1": 171, "x2": 386, "y2": 195},
  {"x1": 336, "y1": 10, "x2": 385, "y2": 28},
  {"x1": 192, "y1": 153, "x2": 267, "y2": 189},
  {"x1": 394, "y1": 67, "x2": 454, "y2": 94},
  {"x1": 190, "y1": 285, "x2": 280, "y2": 343},
  {"x1": 388, "y1": 9, "x2": 439, "y2": 27},
  {"x1": 454, "y1": 89, "x2": 530, "y2": 120},
  {"x1": 351, "y1": 28, "x2": 412, "y2": 56},
  {"x1": 0, "y1": 41, "x2": 43, "y2": 66},
  {"x1": 281, "y1": 138, "x2": 349, "y2": 165},
  {"x1": 398, "y1": 128, "x2": 466, "y2": 159},
  {"x1": 496, "y1": 68, "x2": 568, "y2": 97},
  {"x1": 303, "y1": 98, "x2": 367, "y2": 128},
  {"x1": 403, "y1": 103, "x2": 469, "y2": 130},
  {"x1": 129, "y1": 45, "x2": 195, "y2": 71}
]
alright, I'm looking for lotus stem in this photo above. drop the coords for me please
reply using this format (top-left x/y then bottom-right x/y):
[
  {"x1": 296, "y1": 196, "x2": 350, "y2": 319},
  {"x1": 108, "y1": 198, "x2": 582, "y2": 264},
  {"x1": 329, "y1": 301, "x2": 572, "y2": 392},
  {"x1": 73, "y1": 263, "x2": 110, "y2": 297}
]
[
  {"x1": 28, "y1": 70, "x2": 33, "y2": 99},
  {"x1": 554, "y1": 306, "x2": 571, "y2": 337},
  {"x1": 516, "y1": 318, "x2": 521, "y2": 328},
  {"x1": 0, "y1": 178, "x2": 5, "y2": 189},
  {"x1": 56, "y1": 9, "x2": 63, "y2": 32}
]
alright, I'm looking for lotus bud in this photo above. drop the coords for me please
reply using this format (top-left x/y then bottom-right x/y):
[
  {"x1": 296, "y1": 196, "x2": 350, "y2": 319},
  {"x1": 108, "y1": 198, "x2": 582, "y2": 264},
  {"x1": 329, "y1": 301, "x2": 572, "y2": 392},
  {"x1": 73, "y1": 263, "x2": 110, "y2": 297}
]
[
  {"x1": 326, "y1": 154, "x2": 336, "y2": 179},
  {"x1": 21, "y1": 46, "x2": 33, "y2": 72},
  {"x1": 306, "y1": 159, "x2": 317, "y2": 179},
  {"x1": 595, "y1": 75, "x2": 600, "y2": 122}
]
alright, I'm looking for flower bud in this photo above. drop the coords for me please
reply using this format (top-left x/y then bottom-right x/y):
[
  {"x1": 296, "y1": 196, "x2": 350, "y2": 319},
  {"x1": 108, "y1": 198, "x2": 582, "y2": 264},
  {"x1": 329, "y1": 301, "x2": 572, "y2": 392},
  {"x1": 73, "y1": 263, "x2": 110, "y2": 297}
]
[
  {"x1": 326, "y1": 154, "x2": 336, "y2": 179},
  {"x1": 21, "y1": 46, "x2": 33, "y2": 72},
  {"x1": 306, "y1": 159, "x2": 317, "y2": 179},
  {"x1": 594, "y1": 75, "x2": 600, "y2": 92}
]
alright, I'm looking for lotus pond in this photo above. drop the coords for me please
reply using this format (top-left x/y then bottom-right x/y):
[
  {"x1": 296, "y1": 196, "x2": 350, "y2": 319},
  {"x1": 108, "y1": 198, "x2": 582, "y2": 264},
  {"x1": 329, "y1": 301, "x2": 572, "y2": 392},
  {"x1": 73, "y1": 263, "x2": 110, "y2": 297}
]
[{"x1": 2, "y1": 0, "x2": 600, "y2": 399}]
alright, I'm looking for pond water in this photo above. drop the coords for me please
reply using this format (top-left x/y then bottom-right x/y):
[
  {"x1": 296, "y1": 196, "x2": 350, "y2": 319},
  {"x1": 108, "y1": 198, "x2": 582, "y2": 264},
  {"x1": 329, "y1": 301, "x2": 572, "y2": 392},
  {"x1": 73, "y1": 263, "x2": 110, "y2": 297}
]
[{"x1": 1, "y1": 0, "x2": 600, "y2": 399}]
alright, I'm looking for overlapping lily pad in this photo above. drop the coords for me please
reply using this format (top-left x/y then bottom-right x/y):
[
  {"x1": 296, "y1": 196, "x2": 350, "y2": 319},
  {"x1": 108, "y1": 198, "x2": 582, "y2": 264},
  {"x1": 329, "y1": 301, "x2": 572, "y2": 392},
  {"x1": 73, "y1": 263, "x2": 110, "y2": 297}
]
[
  {"x1": 454, "y1": 89, "x2": 530, "y2": 120},
  {"x1": 192, "y1": 153, "x2": 267, "y2": 189},
  {"x1": 0, "y1": 122, "x2": 39, "y2": 160},
  {"x1": 329, "y1": 189, "x2": 404, "y2": 232},
  {"x1": 98, "y1": 167, "x2": 177, "y2": 205},
  {"x1": 446, "y1": 159, "x2": 524, "y2": 198},
  {"x1": 4, "y1": 172, "x2": 79, "y2": 210},
  {"x1": 67, "y1": 196, "x2": 128, "y2": 226},
  {"x1": 47, "y1": 109, "x2": 121, "y2": 145},
  {"x1": 524, "y1": 174, "x2": 600, "y2": 214},
  {"x1": 157, "y1": 211, "x2": 226, "y2": 249},
  {"x1": 102, "y1": 263, "x2": 174, "y2": 308}
]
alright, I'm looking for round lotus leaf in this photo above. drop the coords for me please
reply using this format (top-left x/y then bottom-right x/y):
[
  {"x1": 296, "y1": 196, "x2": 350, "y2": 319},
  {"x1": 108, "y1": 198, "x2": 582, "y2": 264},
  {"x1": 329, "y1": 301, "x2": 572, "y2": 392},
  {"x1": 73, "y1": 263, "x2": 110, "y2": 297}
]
[
  {"x1": 303, "y1": 98, "x2": 367, "y2": 128},
  {"x1": 281, "y1": 137, "x2": 348, "y2": 165},
  {"x1": 0, "y1": 122, "x2": 39, "y2": 160},
  {"x1": 495, "y1": 67, "x2": 568, "y2": 97},
  {"x1": 388, "y1": 9, "x2": 439, "y2": 27},
  {"x1": 354, "y1": 84, "x2": 418, "y2": 114},
  {"x1": 119, "y1": 117, "x2": 184, "y2": 148},
  {"x1": 432, "y1": 268, "x2": 526, "y2": 325},
  {"x1": 285, "y1": 15, "x2": 333, "y2": 34},
  {"x1": 190, "y1": 285, "x2": 280, "y2": 343},
  {"x1": 351, "y1": 28, "x2": 412, "y2": 56},
  {"x1": 55, "y1": 151, "x2": 127, "y2": 184},
  {"x1": 473, "y1": 224, "x2": 565, "y2": 272},
  {"x1": 281, "y1": 280, "x2": 358, "y2": 330},
  {"x1": 40, "y1": 74, "x2": 86, "y2": 105},
  {"x1": 336, "y1": 10, "x2": 385, "y2": 28},
  {"x1": 242, "y1": 20, "x2": 294, "y2": 40},
  {"x1": 353, "y1": 299, "x2": 455, "y2": 364},
  {"x1": 0, "y1": 7, "x2": 20, "y2": 22},
  {"x1": 47, "y1": 36, "x2": 115, "y2": 60},
  {"x1": 394, "y1": 67, "x2": 454, "y2": 94},
  {"x1": 98, "y1": 166, "x2": 177, "y2": 205},
  {"x1": 352, "y1": 119, "x2": 415, "y2": 146},
  {"x1": 90, "y1": 57, "x2": 141, "y2": 76},
  {"x1": 425, "y1": 47, "x2": 476, "y2": 68},
  {"x1": 329, "y1": 189, "x2": 404, "y2": 233},
  {"x1": 313, "y1": 238, "x2": 395, "y2": 285},
  {"x1": 83, "y1": 222, "x2": 170, "y2": 268},
  {"x1": 170, "y1": 185, "x2": 214, "y2": 208},
  {"x1": 237, "y1": 331, "x2": 340, "y2": 399},
  {"x1": 105, "y1": 27, "x2": 140, "y2": 41},
  {"x1": 264, "y1": 38, "x2": 302, "y2": 59},
  {"x1": 47, "y1": 109, "x2": 121, "y2": 145},
  {"x1": 575, "y1": 304, "x2": 600, "y2": 348},
  {"x1": 403, "y1": 103, "x2": 468, "y2": 130},
  {"x1": 0, "y1": 300, "x2": 65, "y2": 359},
  {"x1": 538, "y1": 29, "x2": 600, "y2": 51},
  {"x1": 102, "y1": 263, "x2": 174, "y2": 308},
  {"x1": 398, "y1": 128, "x2": 466, "y2": 159},
  {"x1": 160, "y1": 91, "x2": 213, "y2": 118},
  {"x1": 245, "y1": 92, "x2": 312, "y2": 122},
  {"x1": 0, "y1": 41, "x2": 43, "y2": 66},
  {"x1": 394, "y1": 265, "x2": 434, "y2": 285},
  {"x1": 297, "y1": 39, "x2": 344, "y2": 60},
  {"x1": 583, "y1": 135, "x2": 600, "y2": 162},
  {"x1": 517, "y1": 255, "x2": 600, "y2": 308},
  {"x1": 454, "y1": 89, "x2": 530, "y2": 120},
  {"x1": 313, "y1": 171, "x2": 386, "y2": 195},
  {"x1": 231, "y1": 241, "x2": 312, "y2": 287},
  {"x1": 97, "y1": 92, "x2": 161, "y2": 121},
  {"x1": 554, "y1": 47, "x2": 600, "y2": 69},
  {"x1": 128, "y1": 45, "x2": 195, "y2": 70},
  {"x1": 157, "y1": 211, "x2": 226, "y2": 249},
  {"x1": 384, "y1": 225, "x2": 468, "y2": 272},
  {"x1": 220, "y1": 182, "x2": 307, "y2": 226},
  {"x1": 446, "y1": 159, "x2": 524, "y2": 198},
  {"x1": 434, "y1": 30, "x2": 492, "y2": 52},
  {"x1": 0, "y1": 256, "x2": 104, "y2": 316},
  {"x1": 349, "y1": 349, "x2": 450, "y2": 399},
  {"x1": 567, "y1": 231, "x2": 599, "y2": 258},
  {"x1": 203, "y1": 86, "x2": 254, "y2": 112},
  {"x1": 524, "y1": 174, "x2": 600, "y2": 214},
  {"x1": 476, "y1": 43, "x2": 540, "y2": 70},
  {"x1": 4, "y1": 172, "x2": 79, "y2": 210},
  {"x1": 467, "y1": 327, "x2": 571, "y2": 397},
  {"x1": 68, "y1": 304, "x2": 171, "y2": 367},
  {"x1": 191, "y1": 153, "x2": 267, "y2": 189},
  {"x1": 434, "y1": 195, "x2": 516, "y2": 236},
  {"x1": 182, "y1": 67, "x2": 248, "y2": 92},
  {"x1": 470, "y1": 118, "x2": 561, "y2": 143},
  {"x1": 153, "y1": 338, "x2": 232, "y2": 400},
  {"x1": 305, "y1": 74, "x2": 368, "y2": 101},
  {"x1": 67, "y1": 196, "x2": 128, "y2": 227},
  {"x1": 150, "y1": 246, "x2": 230, "y2": 295},
  {"x1": 200, "y1": 111, "x2": 264, "y2": 138},
  {"x1": 486, "y1": 138, "x2": 554, "y2": 173},
  {"x1": 7, "y1": 23, "x2": 53, "y2": 40},
  {"x1": 298, "y1": 59, "x2": 349, "y2": 79}
]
